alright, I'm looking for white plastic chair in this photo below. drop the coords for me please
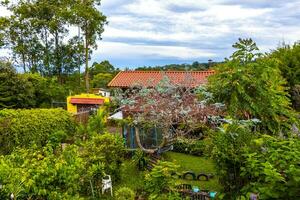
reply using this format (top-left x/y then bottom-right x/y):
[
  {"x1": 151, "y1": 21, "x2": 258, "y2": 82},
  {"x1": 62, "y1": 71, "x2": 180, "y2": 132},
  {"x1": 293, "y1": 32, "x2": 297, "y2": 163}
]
[{"x1": 102, "y1": 175, "x2": 112, "y2": 196}]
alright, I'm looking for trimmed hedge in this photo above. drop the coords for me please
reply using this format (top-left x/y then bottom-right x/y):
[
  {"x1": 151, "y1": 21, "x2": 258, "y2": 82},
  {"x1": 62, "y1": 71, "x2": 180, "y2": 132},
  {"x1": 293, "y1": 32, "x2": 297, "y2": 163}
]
[{"x1": 0, "y1": 108, "x2": 76, "y2": 154}]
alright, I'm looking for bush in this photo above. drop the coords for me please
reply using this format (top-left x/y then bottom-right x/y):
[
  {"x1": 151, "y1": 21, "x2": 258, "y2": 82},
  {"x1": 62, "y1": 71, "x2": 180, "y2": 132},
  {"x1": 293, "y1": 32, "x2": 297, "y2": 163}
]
[
  {"x1": 145, "y1": 161, "x2": 180, "y2": 199},
  {"x1": 210, "y1": 123, "x2": 257, "y2": 198},
  {"x1": 173, "y1": 137, "x2": 206, "y2": 156},
  {"x1": 82, "y1": 133, "x2": 125, "y2": 183},
  {"x1": 0, "y1": 108, "x2": 76, "y2": 154},
  {"x1": 115, "y1": 187, "x2": 135, "y2": 200},
  {"x1": 0, "y1": 133, "x2": 126, "y2": 199},
  {"x1": 0, "y1": 144, "x2": 86, "y2": 199},
  {"x1": 240, "y1": 136, "x2": 300, "y2": 199}
]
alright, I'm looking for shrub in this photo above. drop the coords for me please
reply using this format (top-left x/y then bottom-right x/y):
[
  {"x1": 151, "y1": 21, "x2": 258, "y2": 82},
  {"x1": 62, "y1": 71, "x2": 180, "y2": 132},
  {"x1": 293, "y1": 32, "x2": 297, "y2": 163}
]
[
  {"x1": 173, "y1": 137, "x2": 206, "y2": 156},
  {"x1": 82, "y1": 133, "x2": 125, "y2": 183},
  {"x1": 0, "y1": 108, "x2": 76, "y2": 154},
  {"x1": 210, "y1": 123, "x2": 257, "y2": 198},
  {"x1": 115, "y1": 187, "x2": 135, "y2": 200},
  {"x1": 240, "y1": 136, "x2": 300, "y2": 199},
  {"x1": 0, "y1": 144, "x2": 86, "y2": 199},
  {"x1": 145, "y1": 161, "x2": 180, "y2": 199},
  {"x1": 0, "y1": 133, "x2": 126, "y2": 199}
]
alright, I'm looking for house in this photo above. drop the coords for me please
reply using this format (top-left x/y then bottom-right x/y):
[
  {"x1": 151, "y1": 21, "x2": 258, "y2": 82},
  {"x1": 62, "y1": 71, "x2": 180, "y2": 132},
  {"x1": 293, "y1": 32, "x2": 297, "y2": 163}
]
[
  {"x1": 67, "y1": 93, "x2": 110, "y2": 114},
  {"x1": 107, "y1": 70, "x2": 215, "y2": 150},
  {"x1": 108, "y1": 70, "x2": 215, "y2": 88}
]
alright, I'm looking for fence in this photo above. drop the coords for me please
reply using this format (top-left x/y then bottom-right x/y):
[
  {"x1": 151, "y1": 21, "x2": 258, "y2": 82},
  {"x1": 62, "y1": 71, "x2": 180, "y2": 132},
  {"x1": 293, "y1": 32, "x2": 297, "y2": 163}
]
[{"x1": 72, "y1": 110, "x2": 91, "y2": 124}]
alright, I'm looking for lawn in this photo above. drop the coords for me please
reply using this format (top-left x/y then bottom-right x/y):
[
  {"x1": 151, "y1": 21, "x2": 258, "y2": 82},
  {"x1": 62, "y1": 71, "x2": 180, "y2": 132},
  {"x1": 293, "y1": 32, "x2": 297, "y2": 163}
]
[
  {"x1": 164, "y1": 152, "x2": 221, "y2": 192},
  {"x1": 103, "y1": 151, "x2": 221, "y2": 198}
]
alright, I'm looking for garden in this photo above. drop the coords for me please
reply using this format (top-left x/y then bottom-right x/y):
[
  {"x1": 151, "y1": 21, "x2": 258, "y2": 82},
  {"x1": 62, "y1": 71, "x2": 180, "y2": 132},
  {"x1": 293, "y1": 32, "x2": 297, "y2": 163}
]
[{"x1": 0, "y1": 10, "x2": 300, "y2": 198}]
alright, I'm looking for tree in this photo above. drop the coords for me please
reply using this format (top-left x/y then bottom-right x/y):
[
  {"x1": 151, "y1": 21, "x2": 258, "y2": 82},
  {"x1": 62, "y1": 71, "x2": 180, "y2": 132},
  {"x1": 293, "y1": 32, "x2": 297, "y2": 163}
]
[
  {"x1": 70, "y1": 0, "x2": 107, "y2": 92},
  {"x1": 209, "y1": 38, "x2": 297, "y2": 134},
  {"x1": 270, "y1": 42, "x2": 300, "y2": 110},
  {"x1": 0, "y1": 60, "x2": 35, "y2": 109},
  {"x1": 0, "y1": 0, "x2": 85, "y2": 78},
  {"x1": 119, "y1": 77, "x2": 222, "y2": 153},
  {"x1": 90, "y1": 60, "x2": 116, "y2": 76},
  {"x1": 230, "y1": 38, "x2": 261, "y2": 63}
]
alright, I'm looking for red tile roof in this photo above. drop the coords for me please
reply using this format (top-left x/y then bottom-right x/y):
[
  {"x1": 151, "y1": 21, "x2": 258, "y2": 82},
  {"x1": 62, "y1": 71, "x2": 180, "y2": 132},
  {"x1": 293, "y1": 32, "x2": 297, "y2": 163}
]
[
  {"x1": 107, "y1": 70, "x2": 215, "y2": 88},
  {"x1": 70, "y1": 98, "x2": 104, "y2": 105}
]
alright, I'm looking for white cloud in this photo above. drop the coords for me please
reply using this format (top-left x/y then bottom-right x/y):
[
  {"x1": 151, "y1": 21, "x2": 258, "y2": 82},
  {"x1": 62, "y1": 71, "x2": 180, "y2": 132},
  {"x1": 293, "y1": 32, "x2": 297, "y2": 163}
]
[
  {"x1": 95, "y1": 41, "x2": 216, "y2": 59},
  {"x1": 1, "y1": 0, "x2": 300, "y2": 67}
]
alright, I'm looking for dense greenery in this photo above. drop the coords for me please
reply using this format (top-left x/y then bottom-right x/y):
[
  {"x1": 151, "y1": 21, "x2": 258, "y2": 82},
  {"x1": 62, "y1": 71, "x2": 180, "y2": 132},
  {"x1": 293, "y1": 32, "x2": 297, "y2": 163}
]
[
  {"x1": 145, "y1": 161, "x2": 180, "y2": 199},
  {"x1": 207, "y1": 38, "x2": 300, "y2": 199},
  {"x1": 0, "y1": 108, "x2": 75, "y2": 154},
  {"x1": 209, "y1": 38, "x2": 297, "y2": 134},
  {"x1": 241, "y1": 135, "x2": 300, "y2": 199},
  {"x1": 0, "y1": 0, "x2": 107, "y2": 92},
  {"x1": 0, "y1": 133, "x2": 125, "y2": 199},
  {"x1": 210, "y1": 123, "x2": 257, "y2": 198},
  {"x1": 270, "y1": 42, "x2": 300, "y2": 110},
  {"x1": 173, "y1": 137, "x2": 207, "y2": 156},
  {"x1": 135, "y1": 61, "x2": 216, "y2": 71}
]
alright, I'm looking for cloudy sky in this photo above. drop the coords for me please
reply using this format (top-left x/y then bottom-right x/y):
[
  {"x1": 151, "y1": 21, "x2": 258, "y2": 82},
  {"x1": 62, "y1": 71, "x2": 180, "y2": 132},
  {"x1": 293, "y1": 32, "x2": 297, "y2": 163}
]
[{"x1": 1, "y1": 0, "x2": 300, "y2": 68}]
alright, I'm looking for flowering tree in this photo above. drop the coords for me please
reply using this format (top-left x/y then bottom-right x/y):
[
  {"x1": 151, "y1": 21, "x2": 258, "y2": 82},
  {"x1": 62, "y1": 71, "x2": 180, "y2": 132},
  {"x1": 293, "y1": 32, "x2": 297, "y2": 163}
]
[{"x1": 118, "y1": 76, "x2": 222, "y2": 153}]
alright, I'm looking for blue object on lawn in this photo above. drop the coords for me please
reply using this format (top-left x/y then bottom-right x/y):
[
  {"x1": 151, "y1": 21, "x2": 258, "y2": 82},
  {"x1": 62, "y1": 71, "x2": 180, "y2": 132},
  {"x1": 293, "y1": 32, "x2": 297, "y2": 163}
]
[
  {"x1": 192, "y1": 186, "x2": 199, "y2": 193},
  {"x1": 209, "y1": 191, "x2": 217, "y2": 198}
]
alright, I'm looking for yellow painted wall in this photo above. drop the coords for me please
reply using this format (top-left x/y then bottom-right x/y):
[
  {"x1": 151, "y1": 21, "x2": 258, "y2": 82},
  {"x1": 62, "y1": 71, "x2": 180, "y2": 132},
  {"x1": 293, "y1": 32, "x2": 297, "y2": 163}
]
[{"x1": 67, "y1": 93, "x2": 110, "y2": 114}]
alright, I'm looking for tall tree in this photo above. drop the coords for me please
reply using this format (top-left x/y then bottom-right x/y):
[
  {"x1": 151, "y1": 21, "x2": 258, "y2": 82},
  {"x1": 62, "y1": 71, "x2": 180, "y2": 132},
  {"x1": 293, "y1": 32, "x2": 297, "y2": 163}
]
[
  {"x1": 209, "y1": 38, "x2": 297, "y2": 134},
  {"x1": 0, "y1": 0, "x2": 85, "y2": 78},
  {"x1": 70, "y1": 0, "x2": 107, "y2": 92}
]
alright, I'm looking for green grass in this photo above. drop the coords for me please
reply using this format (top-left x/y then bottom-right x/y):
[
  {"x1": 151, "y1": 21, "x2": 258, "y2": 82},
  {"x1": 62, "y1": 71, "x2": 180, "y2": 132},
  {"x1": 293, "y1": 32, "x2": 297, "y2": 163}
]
[
  {"x1": 116, "y1": 160, "x2": 145, "y2": 190},
  {"x1": 163, "y1": 152, "x2": 221, "y2": 192},
  {"x1": 108, "y1": 151, "x2": 221, "y2": 199}
]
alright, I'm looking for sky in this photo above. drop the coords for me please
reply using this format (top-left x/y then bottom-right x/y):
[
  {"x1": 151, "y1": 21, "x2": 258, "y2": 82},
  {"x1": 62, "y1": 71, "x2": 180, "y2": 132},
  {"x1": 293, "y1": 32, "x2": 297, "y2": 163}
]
[{"x1": 1, "y1": 0, "x2": 300, "y2": 69}]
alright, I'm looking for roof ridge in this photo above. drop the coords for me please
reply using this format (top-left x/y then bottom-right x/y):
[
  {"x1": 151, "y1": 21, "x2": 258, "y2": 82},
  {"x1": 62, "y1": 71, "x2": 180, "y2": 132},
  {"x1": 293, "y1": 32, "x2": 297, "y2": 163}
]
[{"x1": 124, "y1": 70, "x2": 214, "y2": 73}]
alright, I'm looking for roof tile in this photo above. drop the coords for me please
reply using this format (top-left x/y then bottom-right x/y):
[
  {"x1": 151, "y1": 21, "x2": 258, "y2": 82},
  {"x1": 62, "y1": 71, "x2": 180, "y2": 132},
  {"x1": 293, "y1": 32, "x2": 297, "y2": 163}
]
[{"x1": 107, "y1": 70, "x2": 215, "y2": 88}]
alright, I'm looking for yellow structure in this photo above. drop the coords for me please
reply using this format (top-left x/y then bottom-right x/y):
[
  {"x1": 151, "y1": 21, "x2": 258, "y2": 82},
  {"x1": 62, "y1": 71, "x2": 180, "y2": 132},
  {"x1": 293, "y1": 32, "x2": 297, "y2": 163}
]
[{"x1": 67, "y1": 93, "x2": 110, "y2": 114}]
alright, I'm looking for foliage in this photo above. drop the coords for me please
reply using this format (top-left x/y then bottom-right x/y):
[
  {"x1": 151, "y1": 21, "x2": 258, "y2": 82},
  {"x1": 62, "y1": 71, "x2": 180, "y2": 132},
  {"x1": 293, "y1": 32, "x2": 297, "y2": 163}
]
[
  {"x1": 21, "y1": 73, "x2": 69, "y2": 107},
  {"x1": 209, "y1": 38, "x2": 297, "y2": 134},
  {"x1": 90, "y1": 60, "x2": 118, "y2": 76},
  {"x1": 119, "y1": 78, "x2": 222, "y2": 153},
  {"x1": 81, "y1": 133, "x2": 125, "y2": 183},
  {"x1": 87, "y1": 108, "x2": 107, "y2": 134},
  {"x1": 240, "y1": 136, "x2": 300, "y2": 199},
  {"x1": 0, "y1": 64, "x2": 71, "y2": 109},
  {"x1": 173, "y1": 137, "x2": 207, "y2": 156},
  {"x1": 91, "y1": 72, "x2": 114, "y2": 89},
  {"x1": 270, "y1": 42, "x2": 300, "y2": 110},
  {"x1": 135, "y1": 61, "x2": 217, "y2": 71},
  {"x1": 0, "y1": 0, "x2": 85, "y2": 76},
  {"x1": 145, "y1": 161, "x2": 180, "y2": 199},
  {"x1": 115, "y1": 187, "x2": 135, "y2": 200},
  {"x1": 0, "y1": 108, "x2": 76, "y2": 154},
  {"x1": 69, "y1": 0, "x2": 107, "y2": 92},
  {"x1": 0, "y1": 61, "x2": 35, "y2": 108},
  {"x1": 230, "y1": 38, "x2": 261, "y2": 63},
  {"x1": 210, "y1": 123, "x2": 257, "y2": 198},
  {"x1": 131, "y1": 149, "x2": 148, "y2": 169},
  {"x1": 0, "y1": 133, "x2": 125, "y2": 199},
  {"x1": 0, "y1": 144, "x2": 86, "y2": 199}
]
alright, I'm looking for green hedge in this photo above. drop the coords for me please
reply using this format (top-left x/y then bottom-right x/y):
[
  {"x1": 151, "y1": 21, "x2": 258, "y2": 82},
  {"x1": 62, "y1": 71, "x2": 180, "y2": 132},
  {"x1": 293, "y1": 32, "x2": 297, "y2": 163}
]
[
  {"x1": 0, "y1": 108, "x2": 76, "y2": 154},
  {"x1": 173, "y1": 137, "x2": 206, "y2": 156}
]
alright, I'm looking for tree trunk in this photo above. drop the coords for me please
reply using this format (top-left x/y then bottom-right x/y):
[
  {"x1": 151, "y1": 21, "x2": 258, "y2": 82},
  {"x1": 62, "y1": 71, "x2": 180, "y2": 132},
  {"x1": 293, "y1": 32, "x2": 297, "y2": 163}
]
[
  {"x1": 55, "y1": 31, "x2": 62, "y2": 84},
  {"x1": 134, "y1": 128, "x2": 171, "y2": 154},
  {"x1": 134, "y1": 128, "x2": 156, "y2": 154},
  {"x1": 84, "y1": 25, "x2": 89, "y2": 93},
  {"x1": 21, "y1": 52, "x2": 26, "y2": 73}
]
